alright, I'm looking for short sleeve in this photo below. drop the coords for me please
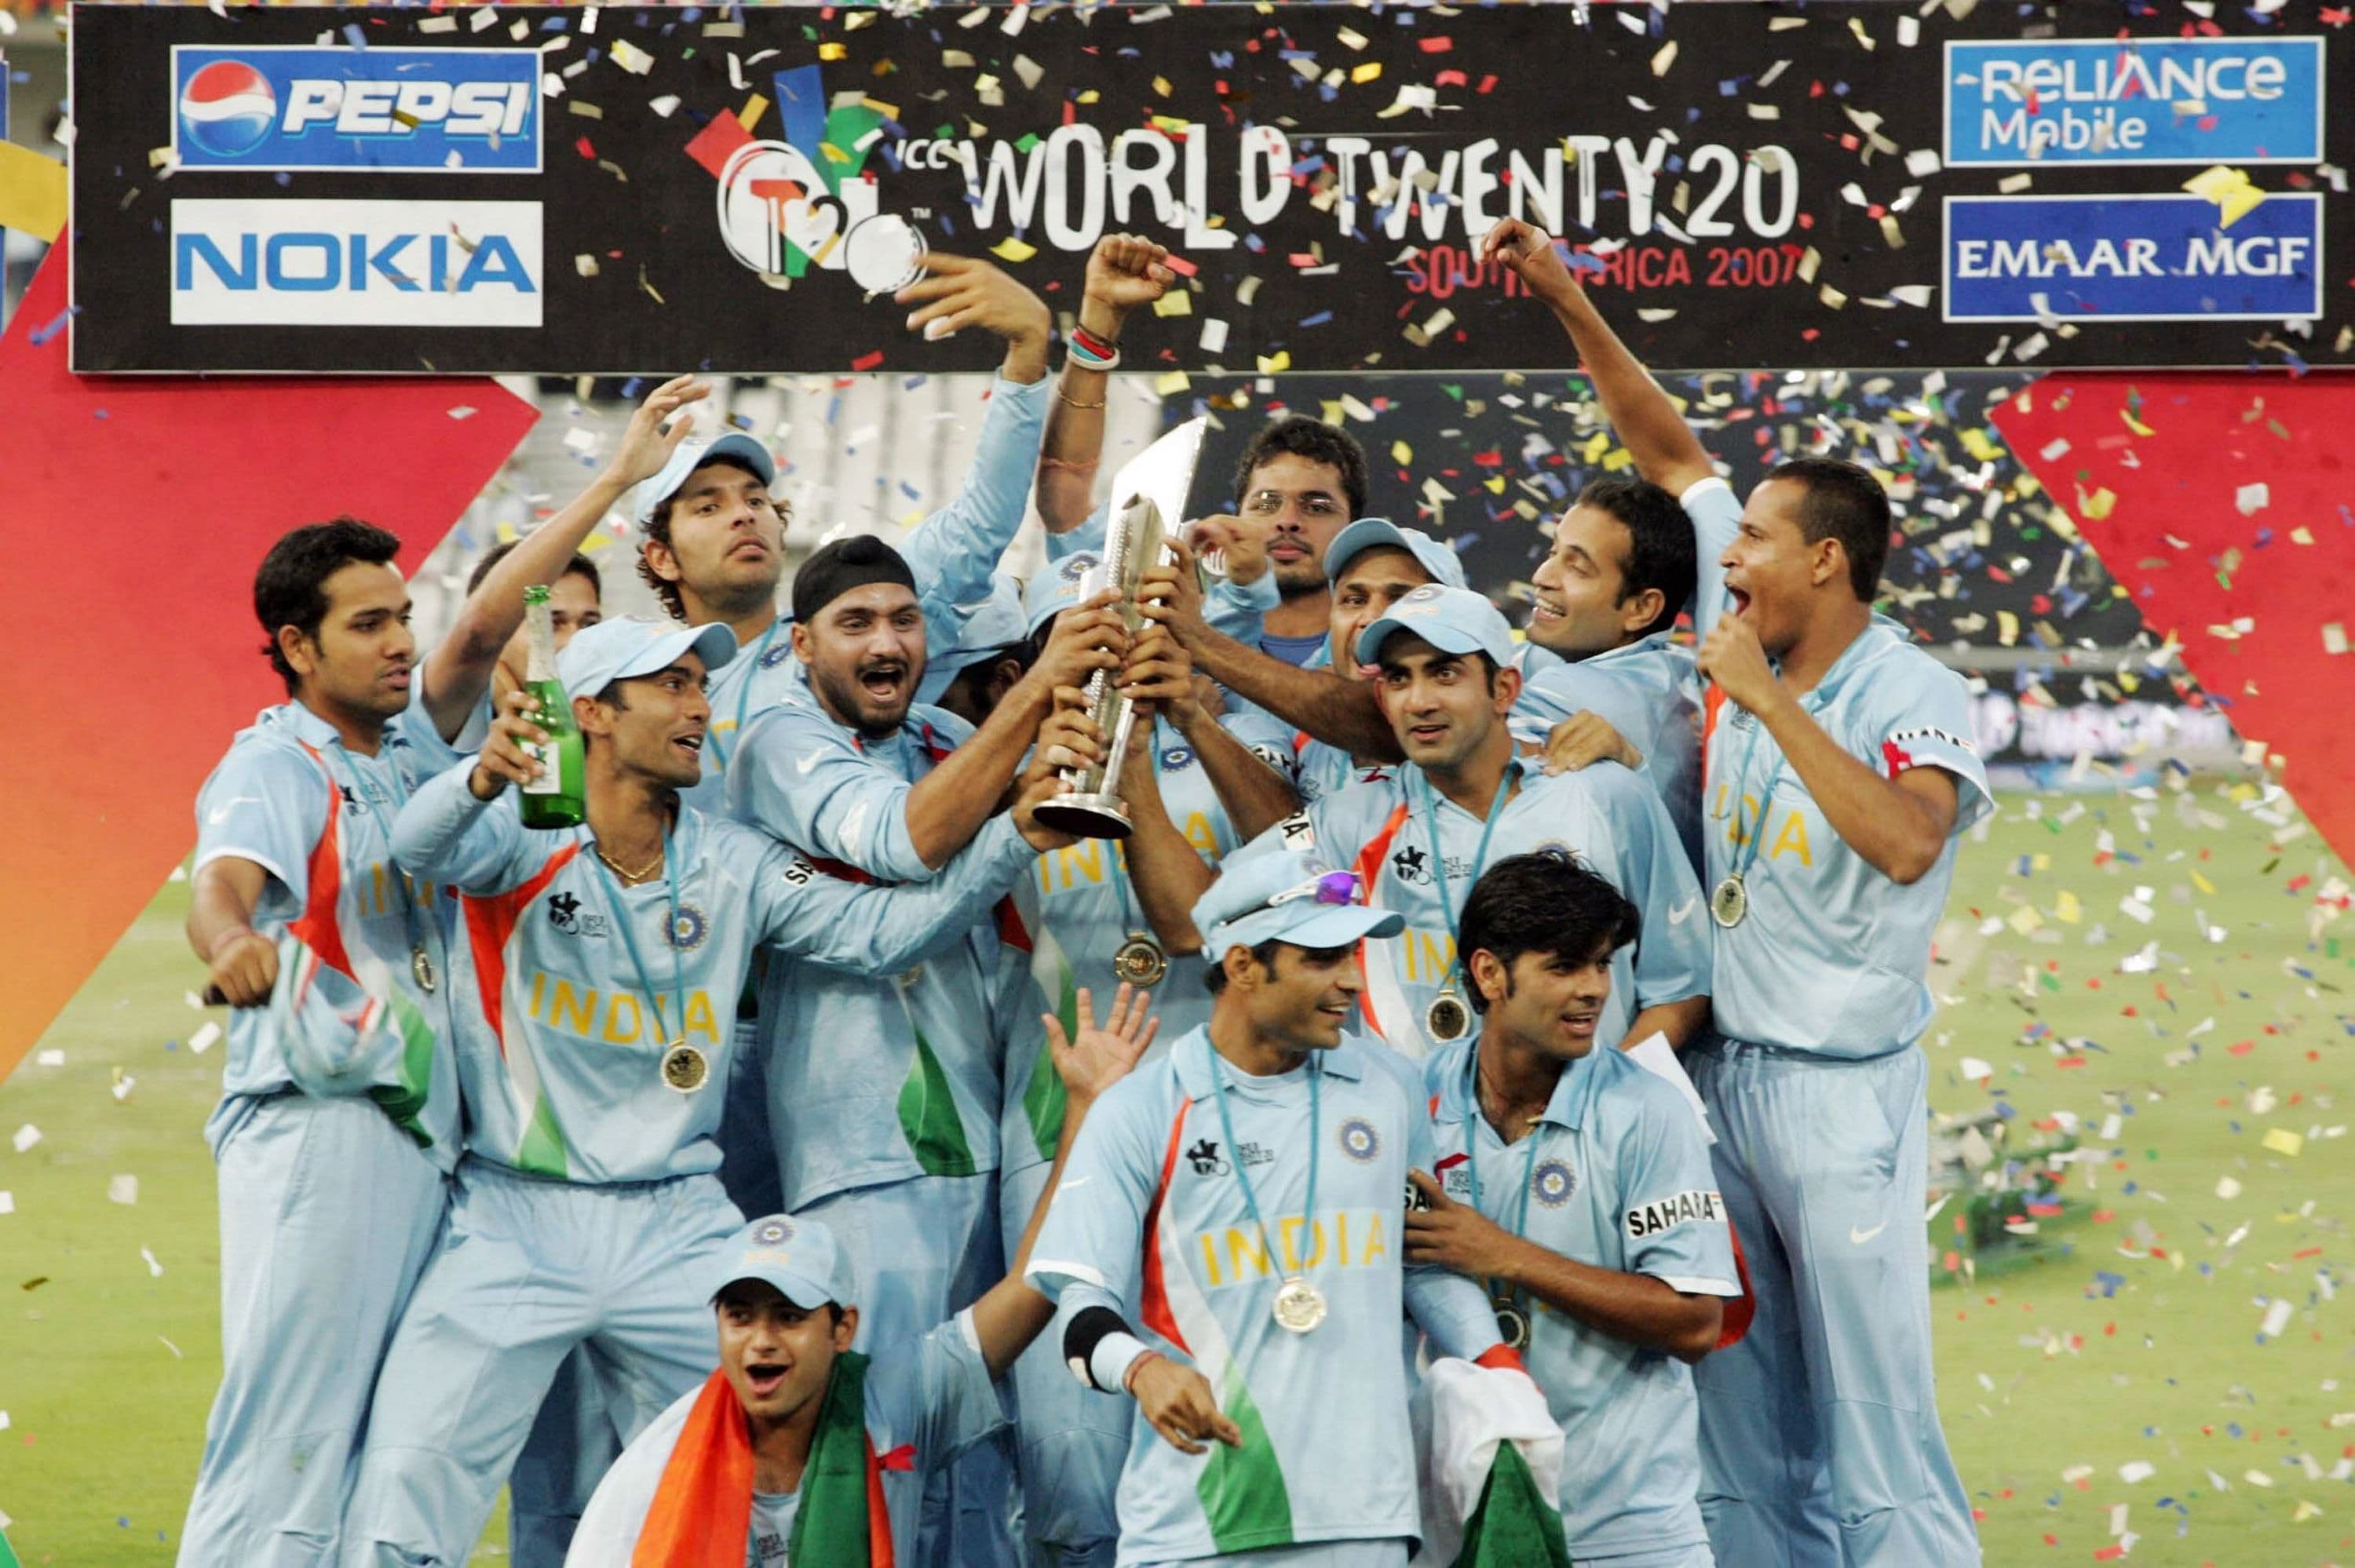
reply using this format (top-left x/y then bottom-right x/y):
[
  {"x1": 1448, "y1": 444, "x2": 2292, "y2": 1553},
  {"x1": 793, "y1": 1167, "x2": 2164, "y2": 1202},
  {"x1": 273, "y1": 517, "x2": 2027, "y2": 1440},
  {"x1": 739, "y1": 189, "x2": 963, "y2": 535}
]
[
  {"x1": 1865, "y1": 655, "x2": 1992, "y2": 835},
  {"x1": 1682, "y1": 476, "x2": 1744, "y2": 643},
  {"x1": 1596, "y1": 770, "x2": 1711, "y2": 1008},
  {"x1": 1024, "y1": 1074, "x2": 1166, "y2": 1311},
  {"x1": 867, "y1": 1314, "x2": 1010, "y2": 1473},
  {"x1": 194, "y1": 742, "x2": 329, "y2": 905},
  {"x1": 1618, "y1": 1075, "x2": 1740, "y2": 1298},
  {"x1": 1221, "y1": 709, "x2": 1302, "y2": 787}
]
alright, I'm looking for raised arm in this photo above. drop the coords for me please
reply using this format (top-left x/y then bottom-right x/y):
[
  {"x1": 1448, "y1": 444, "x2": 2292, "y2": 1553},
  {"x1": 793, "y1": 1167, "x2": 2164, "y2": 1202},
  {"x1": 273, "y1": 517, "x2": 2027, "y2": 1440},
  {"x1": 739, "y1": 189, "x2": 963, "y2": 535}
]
[
  {"x1": 422, "y1": 377, "x2": 709, "y2": 742},
  {"x1": 389, "y1": 696, "x2": 553, "y2": 895},
  {"x1": 1036, "y1": 234, "x2": 1175, "y2": 538},
  {"x1": 970, "y1": 986, "x2": 1160, "y2": 1378},
  {"x1": 1484, "y1": 219, "x2": 1717, "y2": 498},
  {"x1": 1119, "y1": 621, "x2": 1300, "y2": 843},
  {"x1": 1139, "y1": 541, "x2": 1402, "y2": 763}
]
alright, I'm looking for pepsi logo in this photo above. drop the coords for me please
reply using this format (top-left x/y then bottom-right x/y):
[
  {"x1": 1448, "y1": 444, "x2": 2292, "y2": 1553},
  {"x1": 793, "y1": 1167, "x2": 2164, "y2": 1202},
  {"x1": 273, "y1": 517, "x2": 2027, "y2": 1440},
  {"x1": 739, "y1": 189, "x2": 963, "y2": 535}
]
[{"x1": 178, "y1": 60, "x2": 278, "y2": 159}]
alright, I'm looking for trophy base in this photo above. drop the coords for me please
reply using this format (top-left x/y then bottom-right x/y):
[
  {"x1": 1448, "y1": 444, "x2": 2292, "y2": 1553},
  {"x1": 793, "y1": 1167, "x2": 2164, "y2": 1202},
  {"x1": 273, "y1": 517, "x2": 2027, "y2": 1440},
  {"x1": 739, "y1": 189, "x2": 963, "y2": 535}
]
[{"x1": 1033, "y1": 792, "x2": 1136, "y2": 841}]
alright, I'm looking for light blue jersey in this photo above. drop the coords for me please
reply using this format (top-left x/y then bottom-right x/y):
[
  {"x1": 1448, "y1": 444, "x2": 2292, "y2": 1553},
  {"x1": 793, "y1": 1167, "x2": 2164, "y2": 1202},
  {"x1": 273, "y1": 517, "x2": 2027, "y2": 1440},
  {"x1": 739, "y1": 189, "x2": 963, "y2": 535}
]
[
  {"x1": 1424, "y1": 1039, "x2": 1736, "y2": 1562},
  {"x1": 1006, "y1": 712, "x2": 1296, "y2": 1171},
  {"x1": 1697, "y1": 624, "x2": 1988, "y2": 1060},
  {"x1": 685, "y1": 373, "x2": 1050, "y2": 813},
  {"x1": 1510, "y1": 634, "x2": 1703, "y2": 874},
  {"x1": 724, "y1": 702, "x2": 1017, "y2": 1212},
  {"x1": 1028, "y1": 1029, "x2": 1502, "y2": 1565},
  {"x1": 181, "y1": 701, "x2": 462, "y2": 1567},
  {"x1": 388, "y1": 763, "x2": 1036, "y2": 1183},
  {"x1": 1234, "y1": 758, "x2": 1709, "y2": 1063},
  {"x1": 192, "y1": 699, "x2": 465, "y2": 1159}
]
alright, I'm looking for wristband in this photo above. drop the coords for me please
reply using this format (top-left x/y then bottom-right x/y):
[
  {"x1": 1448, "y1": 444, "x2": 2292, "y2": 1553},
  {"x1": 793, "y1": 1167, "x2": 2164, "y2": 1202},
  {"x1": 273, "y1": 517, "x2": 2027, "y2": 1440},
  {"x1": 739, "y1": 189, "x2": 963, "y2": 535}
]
[
  {"x1": 1069, "y1": 323, "x2": 1120, "y2": 360},
  {"x1": 1114, "y1": 1342, "x2": 1163, "y2": 1395}
]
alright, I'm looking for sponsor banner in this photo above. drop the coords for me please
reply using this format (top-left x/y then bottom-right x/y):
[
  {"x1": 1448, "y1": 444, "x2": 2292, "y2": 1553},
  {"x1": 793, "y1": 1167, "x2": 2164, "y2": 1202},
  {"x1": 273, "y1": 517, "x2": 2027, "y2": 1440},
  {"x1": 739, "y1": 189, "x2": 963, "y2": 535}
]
[
  {"x1": 1944, "y1": 193, "x2": 2322, "y2": 323},
  {"x1": 171, "y1": 46, "x2": 540, "y2": 173},
  {"x1": 68, "y1": 5, "x2": 2353, "y2": 374},
  {"x1": 170, "y1": 199, "x2": 544, "y2": 327},
  {"x1": 1970, "y1": 691, "x2": 2239, "y2": 768},
  {"x1": 1944, "y1": 38, "x2": 2324, "y2": 167}
]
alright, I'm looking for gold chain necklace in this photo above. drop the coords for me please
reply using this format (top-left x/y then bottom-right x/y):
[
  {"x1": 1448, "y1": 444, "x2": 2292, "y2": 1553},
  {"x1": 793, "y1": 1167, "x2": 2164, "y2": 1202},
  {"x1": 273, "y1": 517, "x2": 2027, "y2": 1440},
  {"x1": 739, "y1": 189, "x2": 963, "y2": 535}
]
[{"x1": 594, "y1": 844, "x2": 664, "y2": 884}]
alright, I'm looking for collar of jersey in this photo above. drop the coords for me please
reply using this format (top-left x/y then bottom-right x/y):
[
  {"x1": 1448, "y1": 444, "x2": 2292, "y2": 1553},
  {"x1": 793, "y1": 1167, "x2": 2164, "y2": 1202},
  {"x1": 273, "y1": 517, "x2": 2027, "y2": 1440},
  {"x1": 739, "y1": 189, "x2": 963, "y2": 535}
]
[
  {"x1": 1171, "y1": 1025, "x2": 1364, "y2": 1103},
  {"x1": 272, "y1": 696, "x2": 411, "y2": 758},
  {"x1": 1431, "y1": 1031, "x2": 1603, "y2": 1133},
  {"x1": 1402, "y1": 752, "x2": 1532, "y2": 815}
]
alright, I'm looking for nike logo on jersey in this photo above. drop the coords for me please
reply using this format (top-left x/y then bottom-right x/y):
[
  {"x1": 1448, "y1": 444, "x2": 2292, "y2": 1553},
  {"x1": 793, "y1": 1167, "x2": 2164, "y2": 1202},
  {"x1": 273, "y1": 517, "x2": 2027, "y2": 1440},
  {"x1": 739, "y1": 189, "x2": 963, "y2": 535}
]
[
  {"x1": 1849, "y1": 1220, "x2": 1889, "y2": 1245},
  {"x1": 206, "y1": 796, "x2": 262, "y2": 825},
  {"x1": 796, "y1": 751, "x2": 823, "y2": 775},
  {"x1": 1667, "y1": 898, "x2": 1699, "y2": 925}
]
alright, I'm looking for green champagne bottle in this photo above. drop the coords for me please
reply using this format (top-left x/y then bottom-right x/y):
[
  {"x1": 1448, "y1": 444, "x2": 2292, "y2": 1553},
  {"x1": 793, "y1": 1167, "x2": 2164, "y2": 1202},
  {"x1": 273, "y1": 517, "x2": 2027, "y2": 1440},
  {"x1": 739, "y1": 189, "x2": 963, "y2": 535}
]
[{"x1": 517, "y1": 585, "x2": 587, "y2": 830}]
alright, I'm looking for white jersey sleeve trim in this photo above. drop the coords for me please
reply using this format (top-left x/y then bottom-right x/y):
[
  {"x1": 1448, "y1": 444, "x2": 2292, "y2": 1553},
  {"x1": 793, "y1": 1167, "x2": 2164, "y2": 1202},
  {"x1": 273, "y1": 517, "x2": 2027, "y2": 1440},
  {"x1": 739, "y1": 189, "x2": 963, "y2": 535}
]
[
  {"x1": 1651, "y1": 1271, "x2": 1743, "y2": 1299},
  {"x1": 1024, "y1": 1256, "x2": 1111, "y2": 1291},
  {"x1": 1679, "y1": 475, "x2": 1735, "y2": 506},
  {"x1": 190, "y1": 845, "x2": 298, "y2": 893},
  {"x1": 955, "y1": 1304, "x2": 983, "y2": 1357}
]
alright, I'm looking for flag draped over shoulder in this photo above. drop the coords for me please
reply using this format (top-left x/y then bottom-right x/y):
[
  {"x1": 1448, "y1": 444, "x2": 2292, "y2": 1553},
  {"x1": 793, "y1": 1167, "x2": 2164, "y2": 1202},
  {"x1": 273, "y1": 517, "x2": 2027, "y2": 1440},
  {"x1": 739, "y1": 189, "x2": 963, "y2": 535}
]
[{"x1": 565, "y1": 1358, "x2": 893, "y2": 1568}]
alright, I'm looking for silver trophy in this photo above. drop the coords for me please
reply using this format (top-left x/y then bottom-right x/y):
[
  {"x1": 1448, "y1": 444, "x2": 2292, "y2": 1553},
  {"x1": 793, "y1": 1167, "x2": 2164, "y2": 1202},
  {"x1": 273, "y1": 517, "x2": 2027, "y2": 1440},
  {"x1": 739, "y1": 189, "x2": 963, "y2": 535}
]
[{"x1": 1032, "y1": 492, "x2": 1170, "y2": 841}]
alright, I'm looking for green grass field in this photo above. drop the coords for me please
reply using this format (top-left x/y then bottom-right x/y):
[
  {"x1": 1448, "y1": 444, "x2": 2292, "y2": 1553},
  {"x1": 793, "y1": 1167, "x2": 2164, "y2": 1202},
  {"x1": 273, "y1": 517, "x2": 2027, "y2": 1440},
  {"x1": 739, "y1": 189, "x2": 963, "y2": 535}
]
[{"x1": 2, "y1": 780, "x2": 2350, "y2": 1566}]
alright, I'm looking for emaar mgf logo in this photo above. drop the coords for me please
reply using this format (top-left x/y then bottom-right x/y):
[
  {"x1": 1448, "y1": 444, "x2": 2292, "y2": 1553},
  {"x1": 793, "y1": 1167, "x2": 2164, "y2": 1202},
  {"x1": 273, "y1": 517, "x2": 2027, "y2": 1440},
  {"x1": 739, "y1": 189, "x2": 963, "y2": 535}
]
[
  {"x1": 1945, "y1": 38, "x2": 2324, "y2": 166},
  {"x1": 170, "y1": 199, "x2": 542, "y2": 327}
]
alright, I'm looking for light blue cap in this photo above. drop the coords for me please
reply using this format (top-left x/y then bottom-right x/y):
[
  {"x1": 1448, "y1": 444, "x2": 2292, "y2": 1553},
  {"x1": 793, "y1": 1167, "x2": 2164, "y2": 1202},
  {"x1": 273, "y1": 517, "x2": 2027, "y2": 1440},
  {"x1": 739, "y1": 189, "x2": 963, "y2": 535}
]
[
  {"x1": 1355, "y1": 583, "x2": 1515, "y2": 669},
  {"x1": 1325, "y1": 517, "x2": 1466, "y2": 591},
  {"x1": 625, "y1": 432, "x2": 778, "y2": 527},
  {"x1": 1191, "y1": 849, "x2": 1404, "y2": 957},
  {"x1": 557, "y1": 615, "x2": 739, "y2": 701},
  {"x1": 917, "y1": 574, "x2": 1029, "y2": 706},
  {"x1": 1022, "y1": 551, "x2": 1103, "y2": 636},
  {"x1": 708, "y1": 1213, "x2": 852, "y2": 1308}
]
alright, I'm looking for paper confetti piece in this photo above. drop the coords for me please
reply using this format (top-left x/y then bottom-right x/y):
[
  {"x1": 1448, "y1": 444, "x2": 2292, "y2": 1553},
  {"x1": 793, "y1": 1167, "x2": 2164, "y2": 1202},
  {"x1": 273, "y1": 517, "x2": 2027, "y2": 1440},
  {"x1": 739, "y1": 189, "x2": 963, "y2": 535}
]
[
  {"x1": 609, "y1": 38, "x2": 654, "y2": 76},
  {"x1": 2234, "y1": 482, "x2": 2269, "y2": 516},
  {"x1": 9, "y1": 1125, "x2": 38, "y2": 1154},
  {"x1": 2183, "y1": 165, "x2": 2266, "y2": 228},
  {"x1": 2260, "y1": 1297, "x2": 2295, "y2": 1337},
  {"x1": 991, "y1": 236, "x2": 1039, "y2": 264},
  {"x1": 108, "y1": 1175, "x2": 138, "y2": 1206},
  {"x1": 0, "y1": 143, "x2": 68, "y2": 244},
  {"x1": 2262, "y1": 1127, "x2": 2306, "y2": 1157}
]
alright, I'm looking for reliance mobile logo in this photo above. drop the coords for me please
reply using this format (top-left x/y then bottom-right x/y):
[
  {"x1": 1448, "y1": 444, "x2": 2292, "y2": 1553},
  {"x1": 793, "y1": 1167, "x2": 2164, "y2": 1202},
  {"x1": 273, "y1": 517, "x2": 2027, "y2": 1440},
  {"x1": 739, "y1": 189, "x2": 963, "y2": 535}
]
[
  {"x1": 1944, "y1": 38, "x2": 2324, "y2": 167},
  {"x1": 171, "y1": 46, "x2": 541, "y2": 173},
  {"x1": 170, "y1": 199, "x2": 543, "y2": 328}
]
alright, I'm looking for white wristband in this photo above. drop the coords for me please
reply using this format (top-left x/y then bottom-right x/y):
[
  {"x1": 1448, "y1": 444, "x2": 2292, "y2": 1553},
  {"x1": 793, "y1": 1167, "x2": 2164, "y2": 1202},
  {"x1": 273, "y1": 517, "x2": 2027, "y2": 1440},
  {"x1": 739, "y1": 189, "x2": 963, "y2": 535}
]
[{"x1": 1085, "y1": 1332, "x2": 1152, "y2": 1395}]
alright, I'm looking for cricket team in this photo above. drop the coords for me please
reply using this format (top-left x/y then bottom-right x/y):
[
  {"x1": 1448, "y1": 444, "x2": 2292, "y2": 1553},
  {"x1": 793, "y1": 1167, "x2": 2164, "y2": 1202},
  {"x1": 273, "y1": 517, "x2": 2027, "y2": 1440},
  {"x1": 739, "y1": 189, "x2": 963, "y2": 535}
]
[{"x1": 180, "y1": 225, "x2": 1985, "y2": 1567}]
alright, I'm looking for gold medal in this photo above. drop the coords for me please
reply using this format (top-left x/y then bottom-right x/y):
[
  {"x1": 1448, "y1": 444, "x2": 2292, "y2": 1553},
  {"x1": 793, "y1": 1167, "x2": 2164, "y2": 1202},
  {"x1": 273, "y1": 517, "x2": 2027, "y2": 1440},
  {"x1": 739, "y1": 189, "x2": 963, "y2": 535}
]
[
  {"x1": 1272, "y1": 1274, "x2": 1327, "y2": 1335},
  {"x1": 1112, "y1": 934, "x2": 1168, "y2": 988},
  {"x1": 1425, "y1": 988, "x2": 1470, "y2": 1043},
  {"x1": 410, "y1": 945, "x2": 438, "y2": 995},
  {"x1": 1711, "y1": 873, "x2": 1749, "y2": 928},
  {"x1": 659, "y1": 1041, "x2": 709, "y2": 1094},
  {"x1": 1494, "y1": 1299, "x2": 1530, "y2": 1351}
]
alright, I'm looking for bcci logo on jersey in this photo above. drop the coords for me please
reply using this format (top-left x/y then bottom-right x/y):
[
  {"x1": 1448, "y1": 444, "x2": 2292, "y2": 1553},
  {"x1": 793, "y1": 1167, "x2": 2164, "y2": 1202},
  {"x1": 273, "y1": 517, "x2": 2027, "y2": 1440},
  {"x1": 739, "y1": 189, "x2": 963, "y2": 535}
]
[
  {"x1": 171, "y1": 199, "x2": 543, "y2": 329},
  {"x1": 173, "y1": 46, "x2": 541, "y2": 173}
]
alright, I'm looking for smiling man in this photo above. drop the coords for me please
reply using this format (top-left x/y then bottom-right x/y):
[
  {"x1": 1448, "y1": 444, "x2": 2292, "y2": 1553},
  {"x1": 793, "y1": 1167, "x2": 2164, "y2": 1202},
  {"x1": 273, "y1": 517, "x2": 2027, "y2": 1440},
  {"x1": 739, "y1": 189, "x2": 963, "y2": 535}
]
[
  {"x1": 1022, "y1": 851, "x2": 1514, "y2": 1565},
  {"x1": 1127, "y1": 585, "x2": 1709, "y2": 1068},
  {"x1": 1480, "y1": 221, "x2": 1990, "y2": 1567},
  {"x1": 335, "y1": 618, "x2": 1076, "y2": 1568},
  {"x1": 562, "y1": 986, "x2": 1156, "y2": 1568},
  {"x1": 1409, "y1": 851, "x2": 1737, "y2": 1568}
]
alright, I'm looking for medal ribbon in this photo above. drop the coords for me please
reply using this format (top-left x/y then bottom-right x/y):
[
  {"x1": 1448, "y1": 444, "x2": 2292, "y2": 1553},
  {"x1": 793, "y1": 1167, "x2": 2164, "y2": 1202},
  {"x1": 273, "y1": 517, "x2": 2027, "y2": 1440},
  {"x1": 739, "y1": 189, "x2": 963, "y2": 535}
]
[
  {"x1": 1415, "y1": 767, "x2": 1515, "y2": 1002},
  {"x1": 1207, "y1": 1048, "x2": 1322, "y2": 1285},
  {"x1": 705, "y1": 616, "x2": 780, "y2": 774},
  {"x1": 330, "y1": 739, "x2": 437, "y2": 990},
  {"x1": 1714, "y1": 712, "x2": 1785, "y2": 894},
  {"x1": 1464, "y1": 1043, "x2": 1550, "y2": 1317},
  {"x1": 587, "y1": 830, "x2": 688, "y2": 1048}
]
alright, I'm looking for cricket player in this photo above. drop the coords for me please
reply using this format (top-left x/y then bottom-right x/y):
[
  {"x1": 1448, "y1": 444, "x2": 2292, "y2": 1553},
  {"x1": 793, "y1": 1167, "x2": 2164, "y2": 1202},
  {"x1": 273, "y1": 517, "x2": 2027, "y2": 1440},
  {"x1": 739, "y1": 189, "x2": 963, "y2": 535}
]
[
  {"x1": 1131, "y1": 584, "x2": 1710, "y2": 1066},
  {"x1": 336, "y1": 617, "x2": 1071, "y2": 1566},
  {"x1": 179, "y1": 520, "x2": 470, "y2": 1567},
  {"x1": 971, "y1": 557, "x2": 1301, "y2": 1567},
  {"x1": 564, "y1": 984, "x2": 1156, "y2": 1568},
  {"x1": 1488, "y1": 220, "x2": 1989, "y2": 1567},
  {"x1": 1411, "y1": 851, "x2": 1738, "y2": 1567},
  {"x1": 1025, "y1": 849, "x2": 1517, "y2": 1565}
]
